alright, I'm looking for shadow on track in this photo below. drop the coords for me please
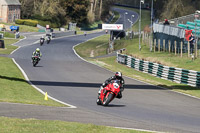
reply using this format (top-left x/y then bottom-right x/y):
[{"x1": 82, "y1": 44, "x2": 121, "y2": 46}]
[
  {"x1": 0, "y1": 75, "x2": 27, "y2": 83},
  {"x1": 30, "y1": 80, "x2": 166, "y2": 90},
  {"x1": 105, "y1": 104, "x2": 126, "y2": 107}
]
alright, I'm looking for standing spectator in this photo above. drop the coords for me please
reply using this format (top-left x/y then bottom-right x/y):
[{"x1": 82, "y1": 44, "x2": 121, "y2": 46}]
[
  {"x1": 189, "y1": 33, "x2": 195, "y2": 55},
  {"x1": 163, "y1": 19, "x2": 170, "y2": 25}
]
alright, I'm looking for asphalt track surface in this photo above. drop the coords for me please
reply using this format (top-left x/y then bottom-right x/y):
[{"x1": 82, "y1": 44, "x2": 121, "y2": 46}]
[{"x1": 1, "y1": 8, "x2": 200, "y2": 133}]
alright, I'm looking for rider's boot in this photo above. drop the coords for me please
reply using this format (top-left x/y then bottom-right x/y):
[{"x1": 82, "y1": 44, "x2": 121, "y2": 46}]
[
  {"x1": 98, "y1": 86, "x2": 103, "y2": 98},
  {"x1": 116, "y1": 91, "x2": 122, "y2": 99}
]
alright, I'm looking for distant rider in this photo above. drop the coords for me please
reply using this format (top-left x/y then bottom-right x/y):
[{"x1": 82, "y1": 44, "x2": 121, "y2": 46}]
[
  {"x1": 32, "y1": 48, "x2": 42, "y2": 61},
  {"x1": 41, "y1": 35, "x2": 45, "y2": 40},
  {"x1": 98, "y1": 72, "x2": 125, "y2": 98}
]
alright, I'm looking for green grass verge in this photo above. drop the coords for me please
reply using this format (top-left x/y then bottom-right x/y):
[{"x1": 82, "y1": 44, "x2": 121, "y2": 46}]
[
  {"x1": 0, "y1": 57, "x2": 65, "y2": 106},
  {"x1": 0, "y1": 39, "x2": 18, "y2": 54},
  {"x1": 0, "y1": 31, "x2": 15, "y2": 38},
  {"x1": 0, "y1": 117, "x2": 149, "y2": 133},
  {"x1": 75, "y1": 34, "x2": 109, "y2": 58},
  {"x1": 1, "y1": 22, "x2": 39, "y2": 32},
  {"x1": 74, "y1": 36, "x2": 200, "y2": 98},
  {"x1": 18, "y1": 24, "x2": 39, "y2": 32},
  {"x1": 115, "y1": 38, "x2": 200, "y2": 71}
]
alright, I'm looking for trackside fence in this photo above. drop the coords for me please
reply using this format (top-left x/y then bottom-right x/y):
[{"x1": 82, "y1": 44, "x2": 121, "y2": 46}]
[{"x1": 117, "y1": 53, "x2": 200, "y2": 87}]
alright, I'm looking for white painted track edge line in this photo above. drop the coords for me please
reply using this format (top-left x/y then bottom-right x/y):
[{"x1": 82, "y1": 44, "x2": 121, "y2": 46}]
[
  {"x1": 114, "y1": 126, "x2": 164, "y2": 133},
  {"x1": 11, "y1": 58, "x2": 77, "y2": 108}
]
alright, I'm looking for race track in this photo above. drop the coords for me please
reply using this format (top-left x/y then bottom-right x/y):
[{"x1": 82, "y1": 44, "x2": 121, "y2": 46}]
[{"x1": 7, "y1": 8, "x2": 200, "y2": 133}]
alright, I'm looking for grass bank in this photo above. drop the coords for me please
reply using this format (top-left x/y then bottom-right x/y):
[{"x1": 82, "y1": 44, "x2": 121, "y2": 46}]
[
  {"x1": 75, "y1": 35, "x2": 109, "y2": 58},
  {"x1": 0, "y1": 39, "x2": 18, "y2": 55},
  {"x1": 0, "y1": 57, "x2": 65, "y2": 106},
  {"x1": 0, "y1": 117, "x2": 149, "y2": 133},
  {"x1": 0, "y1": 38, "x2": 65, "y2": 106},
  {"x1": 74, "y1": 36, "x2": 200, "y2": 98},
  {"x1": 1, "y1": 22, "x2": 39, "y2": 32}
]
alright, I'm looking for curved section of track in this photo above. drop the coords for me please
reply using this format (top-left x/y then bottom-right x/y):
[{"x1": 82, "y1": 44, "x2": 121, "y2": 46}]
[{"x1": 10, "y1": 8, "x2": 200, "y2": 133}]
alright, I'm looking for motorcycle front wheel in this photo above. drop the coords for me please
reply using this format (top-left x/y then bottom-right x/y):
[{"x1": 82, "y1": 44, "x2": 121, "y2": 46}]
[
  {"x1": 102, "y1": 93, "x2": 114, "y2": 106},
  {"x1": 96, "y1": 98, "x2": 101, "y2": 105},
  {"x1": 33, "y1": 60, "x2": 38, "y2": 67}
]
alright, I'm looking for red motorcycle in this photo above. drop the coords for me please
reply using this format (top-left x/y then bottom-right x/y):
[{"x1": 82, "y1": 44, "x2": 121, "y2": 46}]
[{"x1": 96, "y1": 80, "x2": 121, "y2": 106}]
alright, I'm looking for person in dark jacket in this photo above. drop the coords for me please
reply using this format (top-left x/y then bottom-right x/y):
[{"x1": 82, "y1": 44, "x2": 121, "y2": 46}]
[
  {"x1": 189, "y1": 32, "x2": 195, "y2": 55},
  {"x1": 163, "y1": 19, "x2": 170, "y2": 25},
  {"x1": 98, "y1": 72, "x2": 125, "y2": 99}
]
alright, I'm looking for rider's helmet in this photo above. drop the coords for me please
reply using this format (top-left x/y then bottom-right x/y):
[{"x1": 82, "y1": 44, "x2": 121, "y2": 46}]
[
  {"x1": 36, "y1": 48, "x2": 40, "y2": 52},
  {"x1": 115, "y1": 72, "x2": 122, "y2": 79}
]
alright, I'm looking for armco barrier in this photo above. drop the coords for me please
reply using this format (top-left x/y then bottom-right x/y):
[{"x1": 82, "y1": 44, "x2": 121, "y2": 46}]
[{"x1": 117, "y1": 53, "x2": 200, "y2": 87}]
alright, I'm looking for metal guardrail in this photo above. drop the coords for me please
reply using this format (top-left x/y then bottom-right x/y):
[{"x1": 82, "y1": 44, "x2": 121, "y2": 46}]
[
  {"x1": 117, "y1": 53, "x2": 200, "y2": 87},
  {"x1": 153, "y1": 23, "x2": 185, "y2": 38},
  {"x1": 169, "y1": 13, "x2": 198, "y2": 26}
]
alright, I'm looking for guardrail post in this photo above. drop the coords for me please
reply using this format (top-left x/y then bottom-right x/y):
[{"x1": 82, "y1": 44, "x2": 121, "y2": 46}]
[
  {"x1": 195, "y1": 39, "x2": 198, "y2": 58},
  {"x1": 154, "y1": 39, "x2": 156, "y2": 52},
  {"x1": 163, "y1": 39, "x2": 165, "y2": 52},
  {"x1": 150, "y1": 36, "x2": 153, "y2": 52},
  {"x1": 188, "y1": 41, "x2": 190, "y2": 57},
  {"x1": 181, "y1": 41, "x2": 183, "y2": 57},
  {"x1": 142, "y1": 32, "x2": 144, "y2": 43},
  {"x1": 168, "y1": 40, "x2": 171, "y2": 53},
  {"x1": 158, "y1": 39, "x2": 160, "y2": 52},
  {"x1": 175, "y1": 40, "x2": 177, "y2": 55}
]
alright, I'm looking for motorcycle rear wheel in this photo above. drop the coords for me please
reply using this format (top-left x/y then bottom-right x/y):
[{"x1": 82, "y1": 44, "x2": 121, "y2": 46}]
[{"x1": 102, "y1": 93, "x2": 114, "y2": 106}]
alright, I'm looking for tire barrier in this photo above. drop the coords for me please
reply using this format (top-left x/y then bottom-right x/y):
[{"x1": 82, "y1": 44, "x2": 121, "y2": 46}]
[{"x1": 117, "y1": 53, "x2": 200, "y2": 87}]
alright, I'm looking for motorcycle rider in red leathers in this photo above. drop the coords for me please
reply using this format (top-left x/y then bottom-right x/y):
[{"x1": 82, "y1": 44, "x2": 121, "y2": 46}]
[{"x1": 98, "y1": 72, "x2": 125, "y2": 99}]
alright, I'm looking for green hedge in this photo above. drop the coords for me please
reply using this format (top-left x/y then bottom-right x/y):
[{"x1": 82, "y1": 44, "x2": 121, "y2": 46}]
[
  {"x1": 15, "y1": 19, "x2": 24, "y2": 25},
  {"x1": 15, "y1": 19, "x2": 38, "y2": 27},
  {"x1": 24, "y1": 19, "x2": 38, "y2": 27},
  {"x1": 15, "y1": 19, "x2": 60, "y2": 28},
  {"x1": 37, "y1": 20, "x2": 60, "y2": 28}
]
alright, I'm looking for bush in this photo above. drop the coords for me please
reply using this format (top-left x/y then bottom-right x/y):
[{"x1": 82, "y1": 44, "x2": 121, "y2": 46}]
[
  {"x1": 15, "y1": 19, "x2": 38, "y2": 27},
  {"x1": 15, "y1": 19, "x2": 25, "y2": 25},
  {"x1": 24, "y1": 19, "x2": 38, "y2": 27},
  {"x1": 15, "y1": 19, "x2": 59, "y2": 28}
]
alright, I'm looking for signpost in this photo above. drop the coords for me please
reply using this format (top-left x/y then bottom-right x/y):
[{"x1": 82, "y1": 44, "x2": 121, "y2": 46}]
[
  {"x1": 102, "y1": 24, "x2": 123, "y2": 31},
  {"x1": 102, "y1": 24, "x2": 124, "y2": 53}
]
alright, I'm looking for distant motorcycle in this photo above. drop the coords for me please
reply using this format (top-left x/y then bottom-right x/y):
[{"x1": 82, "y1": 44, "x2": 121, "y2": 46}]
[
  {"x1": 96, "y1": 80, "x2": 121, "y2": 106},
  {"x1": 32, "y1": 55, "x2": 40, "y2": 67},
  {"x1": 40, "y1": 38, "x2": 45, "y2": 46},
  {"x1": 46, "y1": 36, "x2": 51, "y2": 44}
]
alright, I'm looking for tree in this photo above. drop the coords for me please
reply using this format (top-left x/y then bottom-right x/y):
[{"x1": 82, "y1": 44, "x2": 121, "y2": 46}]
[{"x1": 62, "y1": 0, "x2": 90, "y2": 26}]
